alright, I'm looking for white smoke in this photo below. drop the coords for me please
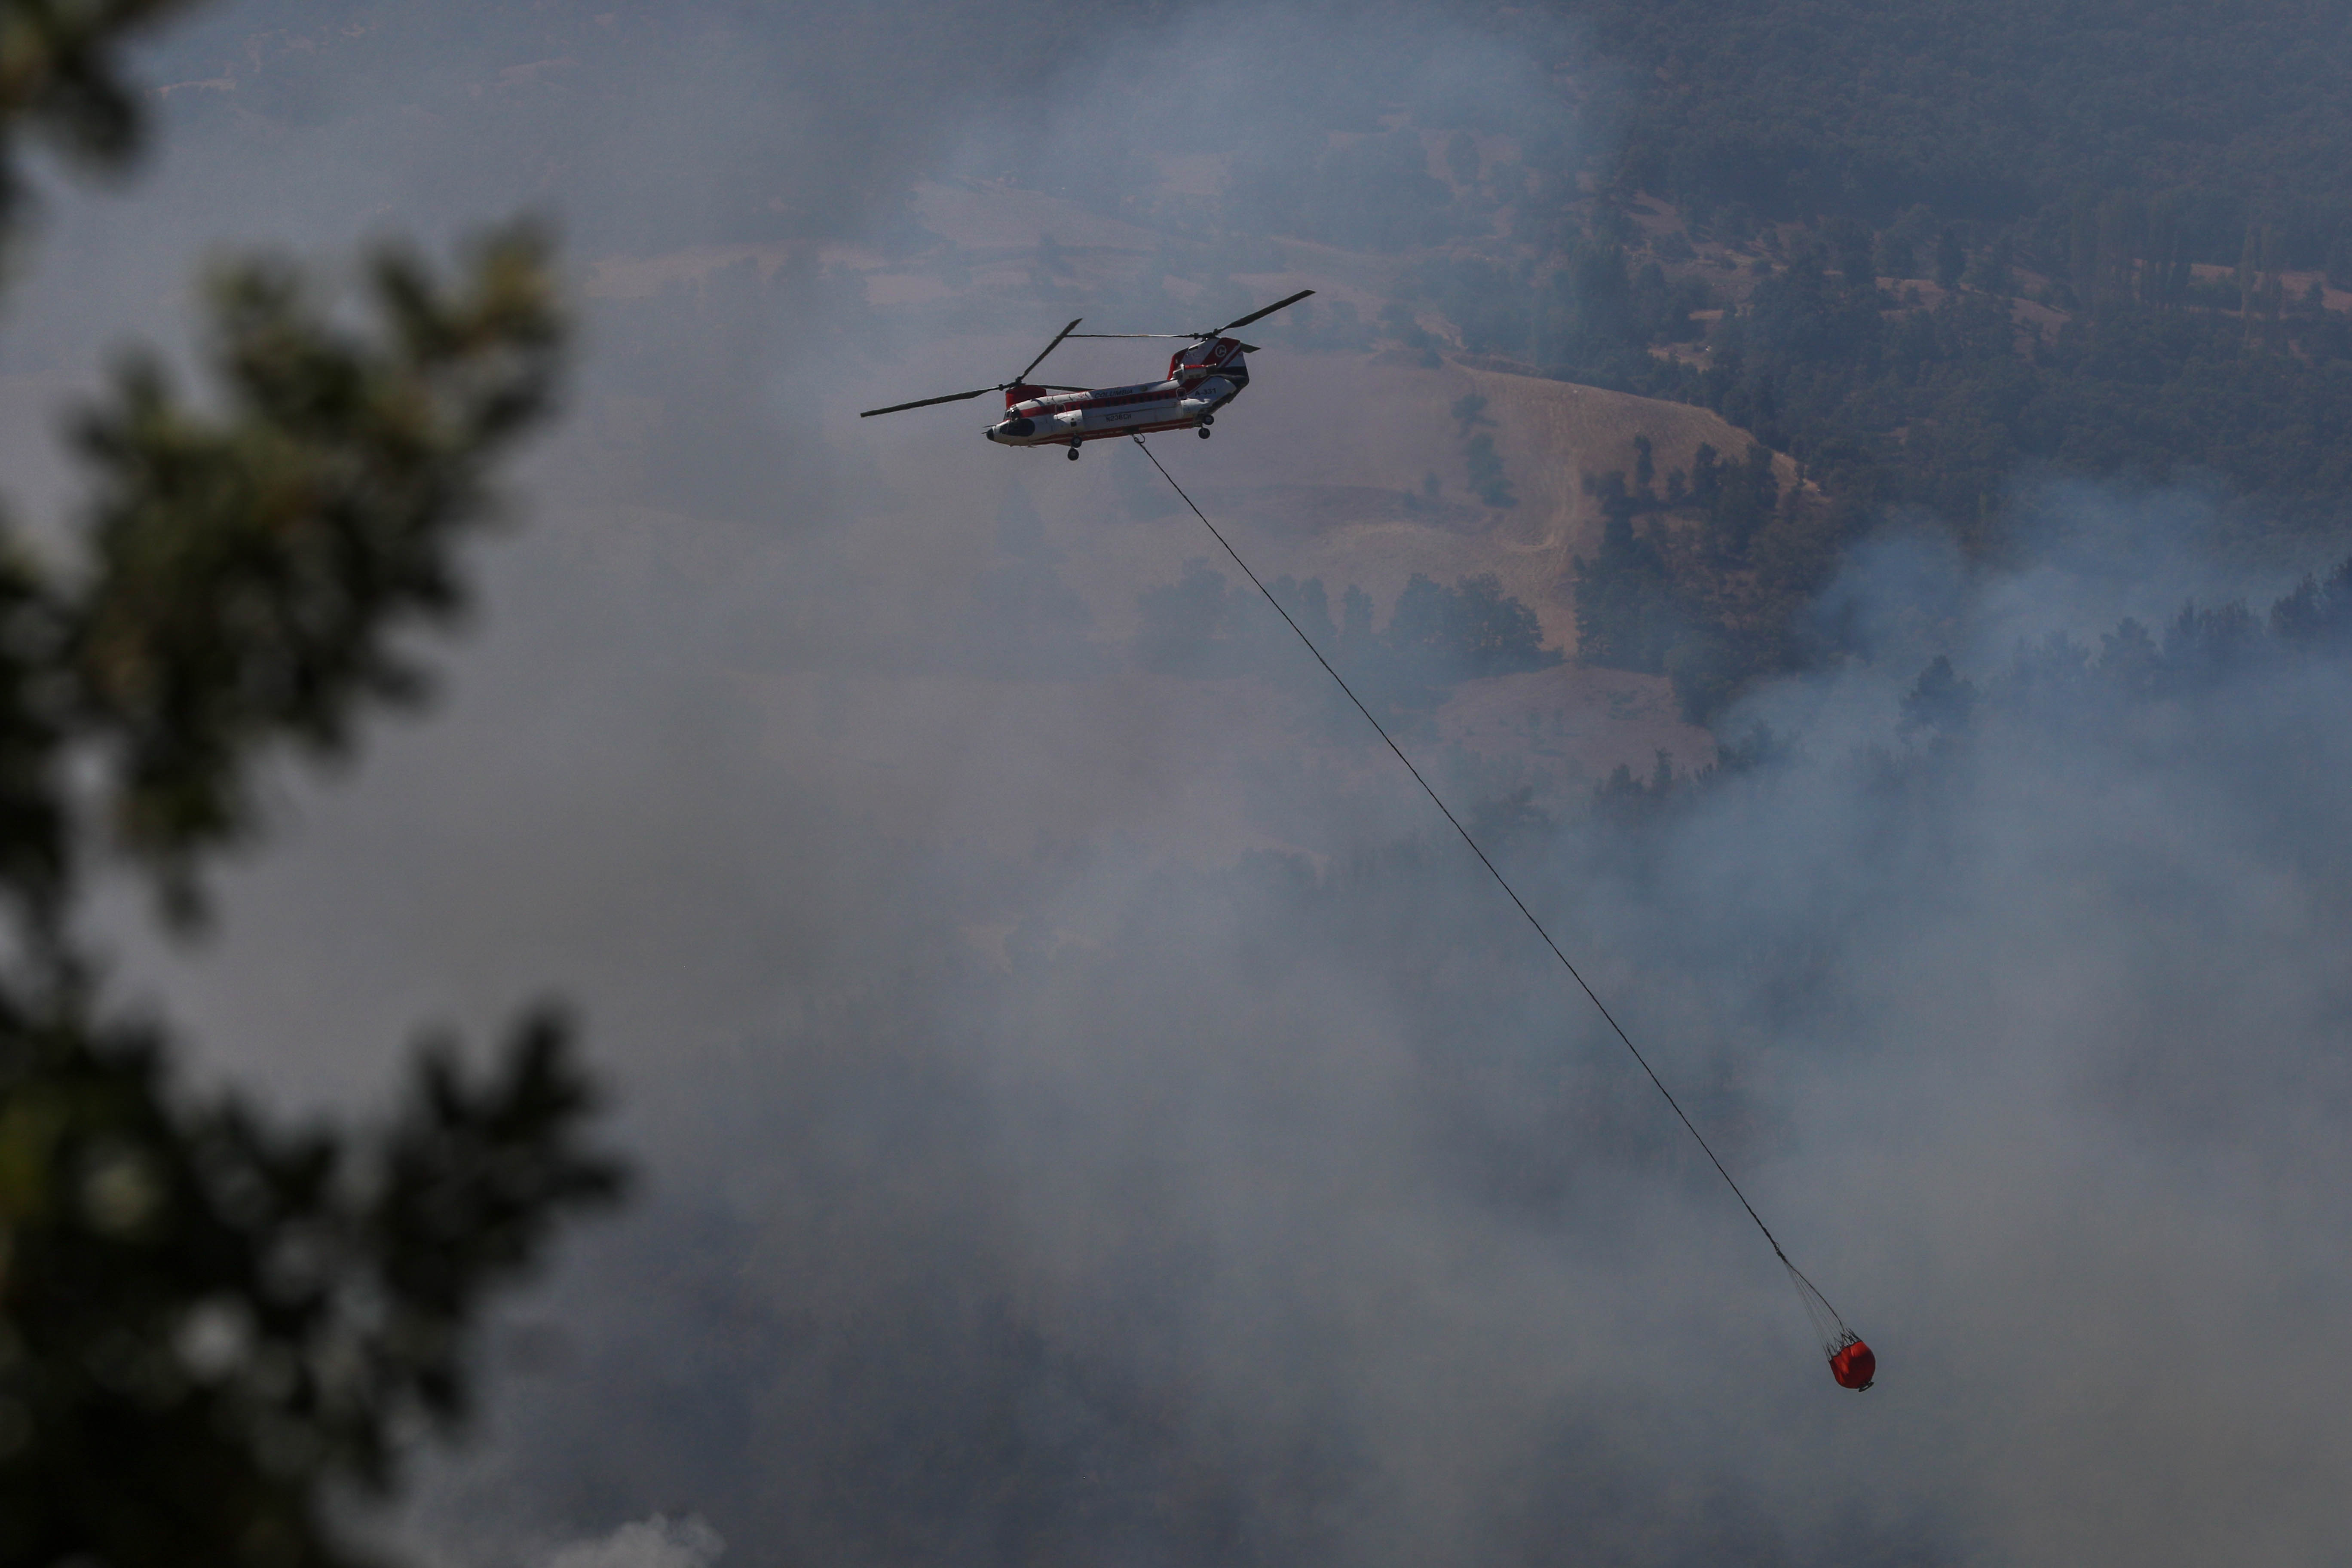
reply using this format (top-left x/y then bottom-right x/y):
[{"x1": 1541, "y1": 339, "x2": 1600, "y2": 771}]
[
  {"x1": 541, "y1": 1516, "x2": 723, "y2": 1568},
  {"x1": 32, "y1": 3, "x2": 2352, "y2": 1566}
]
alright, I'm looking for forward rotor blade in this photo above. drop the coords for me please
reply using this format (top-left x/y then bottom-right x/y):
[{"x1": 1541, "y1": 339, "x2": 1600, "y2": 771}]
[
  {"x1": 1016, "y1": 318, "x2": 1085, "y2": 383},
  {"x1": 859, "y1": 386, "x2": 998, "y2": 417},
  {"x1": 1211, "y1": 288, "x2": 1316, "y2": 336},
  {"x1": 1067, "y1": 332, "x2": 1195, "y2": 339}
]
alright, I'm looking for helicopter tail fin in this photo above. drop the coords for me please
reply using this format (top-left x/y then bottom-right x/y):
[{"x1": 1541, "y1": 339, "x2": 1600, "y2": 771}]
[{"x1": 1170, "y1": 336, "x2": 1251, "y2": 385}]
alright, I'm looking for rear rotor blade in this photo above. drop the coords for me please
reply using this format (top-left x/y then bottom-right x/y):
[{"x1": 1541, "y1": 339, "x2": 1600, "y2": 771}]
[
  {"x1": 1210, "y1": 288, "x2": 1315, "y2": 337},
  {"x1": 860, "y1": 386, "x2": 998, "y2": 417},
  {"x1": 1067, "y1": 332, "x2": 1195, "y2": 339},
  {"x1": 1016, "y1": 318, "x2": 1085, "y2": 383}
]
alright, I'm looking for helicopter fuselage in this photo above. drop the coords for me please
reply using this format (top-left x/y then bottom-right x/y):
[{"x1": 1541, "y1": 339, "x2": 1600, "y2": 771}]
[{"x1": 985, "y1": 336, "x2": 1250, "y2": 449}]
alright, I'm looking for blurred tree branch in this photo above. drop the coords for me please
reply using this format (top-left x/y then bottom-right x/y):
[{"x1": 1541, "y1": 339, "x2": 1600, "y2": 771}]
[
  {"x1": 0, "y1": 0, "x2": 200, "y2": 216},
  {"x1": 71, "y1": 228, "x2": 563, "y2": 919},
  {"x1": 0, "y1": 5, "x2": 623, "y2": 1567}
]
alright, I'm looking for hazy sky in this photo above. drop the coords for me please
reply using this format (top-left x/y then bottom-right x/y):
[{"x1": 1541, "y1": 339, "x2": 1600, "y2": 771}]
[{"x1": 9, "y1": 5, "x2": 2347, "y2": 1565}]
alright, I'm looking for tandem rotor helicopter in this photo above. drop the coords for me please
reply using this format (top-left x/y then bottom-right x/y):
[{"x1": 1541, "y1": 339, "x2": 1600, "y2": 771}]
[{"x1": 859, "y1": 289, "x2": 1316, "y2": 458}]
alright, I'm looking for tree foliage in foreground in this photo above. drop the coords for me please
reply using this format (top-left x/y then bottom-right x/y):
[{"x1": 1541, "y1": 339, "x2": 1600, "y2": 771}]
[{"x1": 0, "y1": 4, "x2": 619, "y2": 1566}]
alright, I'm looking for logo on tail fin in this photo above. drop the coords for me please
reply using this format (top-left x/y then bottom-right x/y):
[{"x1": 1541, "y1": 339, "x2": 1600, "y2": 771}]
[{"x1": 1170, "y1": 337, "x2": 1250, "y2": 386}]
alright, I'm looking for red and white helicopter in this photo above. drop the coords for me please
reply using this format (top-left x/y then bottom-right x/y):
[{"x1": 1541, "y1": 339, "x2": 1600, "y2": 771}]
[{"x1": 859, "y1": 290, "x2": 1314, "y2": 459}]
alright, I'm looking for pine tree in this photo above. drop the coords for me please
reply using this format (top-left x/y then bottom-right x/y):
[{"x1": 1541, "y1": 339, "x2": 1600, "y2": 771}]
[
  {"x1": 1936, "y1": 227, "x2": 1966, "y2": 291},
  {"x1": 0, "y1": 7, "x2": 619, "y2": 1566}
]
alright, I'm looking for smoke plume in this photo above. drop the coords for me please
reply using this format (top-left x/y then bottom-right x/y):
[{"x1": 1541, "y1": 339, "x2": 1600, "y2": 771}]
[{"x1": 10, "y1": 3, "x2": 2343, "y2": 1565}]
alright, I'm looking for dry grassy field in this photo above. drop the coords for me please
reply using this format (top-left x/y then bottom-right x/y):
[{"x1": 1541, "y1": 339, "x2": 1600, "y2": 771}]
[{"x1": 576, "y1": 176, "x2": 1739, "y2": 795}]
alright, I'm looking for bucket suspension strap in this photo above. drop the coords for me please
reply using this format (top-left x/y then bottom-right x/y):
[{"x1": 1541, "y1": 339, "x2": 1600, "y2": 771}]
[{"x1": 1129, "y1": 435, "x2": 1872, "y2": 1383}]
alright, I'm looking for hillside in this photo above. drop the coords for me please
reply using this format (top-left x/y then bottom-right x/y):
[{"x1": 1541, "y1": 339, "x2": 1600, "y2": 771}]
[
  {"x1": 573, "y1": 174, "x2": 1748, "y2": 788},
  {"x1": 1142, "y1": 353, "x2": 1794, "y2": 653},
  {"x1": 76, "y1": 0, "x2": 2352, "y2": 739}
]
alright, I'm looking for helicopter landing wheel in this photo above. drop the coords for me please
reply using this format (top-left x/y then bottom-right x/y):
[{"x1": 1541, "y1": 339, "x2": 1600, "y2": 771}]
[
  {"x1": 1197, "y1": 426, "x2": 1212, "y2": 439},
  {"x1": 1066, "y1": 444, "x2": 1081, "y2": 461},
  {"x1": 1199, "y1": 413, "x2": 1214, "y2": 427}
]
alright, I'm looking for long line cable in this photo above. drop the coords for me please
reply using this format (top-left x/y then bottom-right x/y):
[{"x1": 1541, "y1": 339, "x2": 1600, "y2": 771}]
[{"x1": 1129, "y1": 434, "x2": 1853, "y2": 1330}]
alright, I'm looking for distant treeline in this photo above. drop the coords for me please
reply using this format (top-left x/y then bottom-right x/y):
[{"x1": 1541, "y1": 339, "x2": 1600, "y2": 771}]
[
  {"x1": 1569, "y1": 0, "x2": 2352, "y2": 269},
  {"x1": 1897, "y1": 553, "x2": 2352, "y2": 734},
  {"x1": 1596, "y1": 550, "x2": 2352, "y2": 830},
  {"x1": 1646, "y1": 242, "x2": 2352, "y2": 542}
]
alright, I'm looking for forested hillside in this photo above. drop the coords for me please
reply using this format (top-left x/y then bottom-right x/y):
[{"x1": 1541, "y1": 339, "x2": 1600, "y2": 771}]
[
  {"x1": 1577, "y1": 0, "x2": 2352, "y2": 260},
  {"x1": 1433, "y1": 0, "x2": 2352, "y2": 714},
  {"x1": 124, "y1": 0, "x2": 2352, "y2": 722}
]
